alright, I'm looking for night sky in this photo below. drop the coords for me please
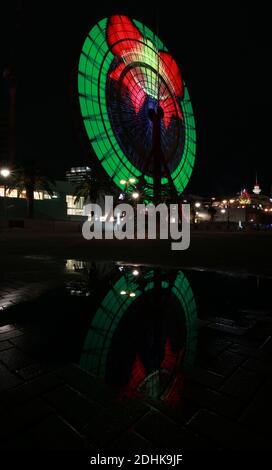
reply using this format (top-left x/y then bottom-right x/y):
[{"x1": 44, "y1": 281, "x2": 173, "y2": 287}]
[{"x1": 0, "y1": 1, "x2": 271, "y2": 196}]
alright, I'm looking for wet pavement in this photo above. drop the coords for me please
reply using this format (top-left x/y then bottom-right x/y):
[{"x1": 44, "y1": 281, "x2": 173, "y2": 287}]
[{"x1": 0, "y1": 258, "x2": 272, "y2": 450}]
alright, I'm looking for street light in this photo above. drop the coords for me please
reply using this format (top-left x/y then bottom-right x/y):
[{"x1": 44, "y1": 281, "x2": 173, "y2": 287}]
[
  {"x1": 132, "y1": 192, "x2": 139, "y2": 200},
  {"x1": 0, "y1": 167, "x2": 11, "y2": 225},
  {"x1": 0, "y1": 168, "x2": 10, "y2": 179},
  {"x1": 195, "y1": 202, "x2": 201, "y2": 208},
  {"x1": 120, "y1": 178, "x2": 137, "y2": 187}
]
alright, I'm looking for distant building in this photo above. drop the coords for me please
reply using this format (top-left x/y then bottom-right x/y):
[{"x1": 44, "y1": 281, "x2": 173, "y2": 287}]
[
  {"x1": 0, "y1": 179, "x2": 85, "y2": 224},
  {"x1": 66, "y1": 166, "x2": 91, "y2": 184},
  {"x1": 211, "y1": 186, "x2": 272, "y2": 225}
]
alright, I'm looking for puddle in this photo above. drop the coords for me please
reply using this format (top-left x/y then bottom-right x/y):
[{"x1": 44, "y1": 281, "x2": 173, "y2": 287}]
[{"x1": 2, "y1": 260, "x2": 272, "y2": 405}]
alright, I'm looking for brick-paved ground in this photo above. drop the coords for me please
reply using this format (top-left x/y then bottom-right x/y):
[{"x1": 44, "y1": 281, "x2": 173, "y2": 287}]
[
  {"x1": 1, "y1": 295, "x2": 272, "y2": 450},
  {"x1": 0, "y1": 252, "x2": 272, "y2": 450}
]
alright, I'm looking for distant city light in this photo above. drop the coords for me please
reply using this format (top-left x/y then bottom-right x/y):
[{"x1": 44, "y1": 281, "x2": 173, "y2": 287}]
[
  {"x1": 195, "y1": 202, "x2": 201, "y2": 208},
  {"x1": 132, "y1": 269, "x2": 139, "y2": 276},
  {"x1": 229, "y1": 199, "x2": 235, "y2": 203},
  {"x1": 221, "y1": 209, "x2": 226, "y2": 213},
  {"x1": 222, "y1": 199, "x2": 227, "y2": 204},
  {"x1": 132, "y1": 192, "x2": 139, "y2": 199}
]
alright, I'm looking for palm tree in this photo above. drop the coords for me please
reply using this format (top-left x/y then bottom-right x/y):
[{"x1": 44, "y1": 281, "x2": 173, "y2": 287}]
[
  {"x1": 73, "y1": 175, "x2": 101, "y2": 205},
  {"x1": 73, "y1": 174, "x2": 117, "y2": 205},
  {"x1": 7, "y1": 163, "x2": 55, "y2": 218}
]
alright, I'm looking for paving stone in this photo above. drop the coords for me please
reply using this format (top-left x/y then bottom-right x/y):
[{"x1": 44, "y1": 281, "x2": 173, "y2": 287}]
[
  {"x1": 205, "y1": 351, "x2": 245, "y2": 376},
  {"x1": 261, "y1": 336, "x2": 272, "y2": 353},
  {"x1": 105, "y1": 398, "x2": 149, "y2": 430},
  {"x1": 0, "y1": 430, "x2": 35, "y2": 450},
  {"x1": 134, "y1": 411, "x2": 215, "y2": 450},
  {"x1": 0, "y1": 372, "x2": 64, "y2": 409},
  {"x1": 27, "y1": 372, "x2": 64, "y2": 395},
  {"x1": 44, "y1": 385, "x2": 103, "y2": 430},
  {"x1": 148, "y1": 397, "x2": 198, "y2": 425},
  {"x1": 0, "y1": 398, "x2": 53, "y2": 439},
  {"x1": 8, "y1": 334, "x2": 38, "y2": 354},
  {"x1": 0, "y1": 363, "x2": 23, "y2": 392},
  {"x1": 0, "y1": 383, "x2": 36, "y2": 408},
  {"x1": 0, "y1": 329, "x2": 24, "y2": 341},
  {"x1": 0, "y1": 347, "x2": 34, "y2": 371},
  {"x1": 197, "y1": 337, "x2": 232, "y2": 362},
  {"x1": 82, "y1": 408, "x2": 124, "y2": 447},
  {"x1": 30, "y1": 414, "x2": 86, "y2": 450},
  {"x1": 187, "y1": 409, "x2": 269, "y2": 449},
  {"x1": 220, "y1": 367, "x2": 263, "y2": 399},
  {"x1": 0, "y1": 340, "x2": 13, "y2": 351},
  {"x1": 207, "y1": 318, "x2": 254, "y2": 336},
  {"x1": 243, "y1": 358, "x2": 272, "y2": 376},
  {"x1": 183, "y1": 382, "x2": 243, "y2": 419},
  {"x1": 0, "y1": 325, "x2": 17, "y2": 333},
  {"x1": 0, "y1": 300, "x2": 14, "y2": 310},
  {"x1": 187, "y1": 366, "x2": 225, "y2": 389},
  {"x1": 55, "y1": 364, "x2": 116, "y2": 405},
  {"x1": 17, "y1": 363, "x2": 44, "y2": 380},
  {"x1": 227, "y1": 343, "x2": 268, "y2": 359},
  {"x1": 108, "y1": 431, "x2": 153, "y2": 451},
  {"x1": 239, "y1": 381, "x2": 272, "y2": 435}
]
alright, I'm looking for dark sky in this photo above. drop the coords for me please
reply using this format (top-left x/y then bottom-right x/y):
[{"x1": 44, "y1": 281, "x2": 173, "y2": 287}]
[{"x1": 0, "y1": 1, "x2": 271, "y2": 196}]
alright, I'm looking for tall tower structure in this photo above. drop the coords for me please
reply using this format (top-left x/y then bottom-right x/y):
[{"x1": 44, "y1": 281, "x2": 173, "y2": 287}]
[{"x1": 252, "y1": 173, "x2": 261, "y2": 195}]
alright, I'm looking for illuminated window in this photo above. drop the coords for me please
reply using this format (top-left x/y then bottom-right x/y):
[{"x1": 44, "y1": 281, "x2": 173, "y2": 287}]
[
  {"x1": 34, "y1": 191, "x2": 44, "y2": 200},
  {"x1": 8, "y1": 189, "x2": 18, "y2": 198},
  {"x1": 66, "y1": 195, "x2": 84, "y2": 216}
]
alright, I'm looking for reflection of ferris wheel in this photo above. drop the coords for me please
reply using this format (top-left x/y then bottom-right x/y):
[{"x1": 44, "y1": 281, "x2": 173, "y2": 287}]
[
  {"x1": 80, "y1": 268, "x2": 197, "y2": 401},
  {"x1": 78, "y1": 15, "x2": 196, "y2": 200}
]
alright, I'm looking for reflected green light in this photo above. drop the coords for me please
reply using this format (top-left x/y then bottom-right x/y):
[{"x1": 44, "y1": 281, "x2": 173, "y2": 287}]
[{"x1": 80, "y1": 270, "x2": 197, "y2": 379}]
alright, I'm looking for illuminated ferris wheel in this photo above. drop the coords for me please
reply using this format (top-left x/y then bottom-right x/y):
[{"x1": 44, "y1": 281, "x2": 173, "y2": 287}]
[{"x1": 78, "y1": 14, "x2": 196, "y2": 200}]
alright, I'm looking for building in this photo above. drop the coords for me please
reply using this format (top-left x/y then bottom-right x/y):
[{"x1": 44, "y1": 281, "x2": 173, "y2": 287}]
[
  {"x1": 0, "y1": 179, "x2": 85, "y2": 227},
  {"x1": 211, "y1": 187, "x2": 272, "y2": 226},
  {"x1": 65, "y1": 166, "x2": 91, "y2": 184}
]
